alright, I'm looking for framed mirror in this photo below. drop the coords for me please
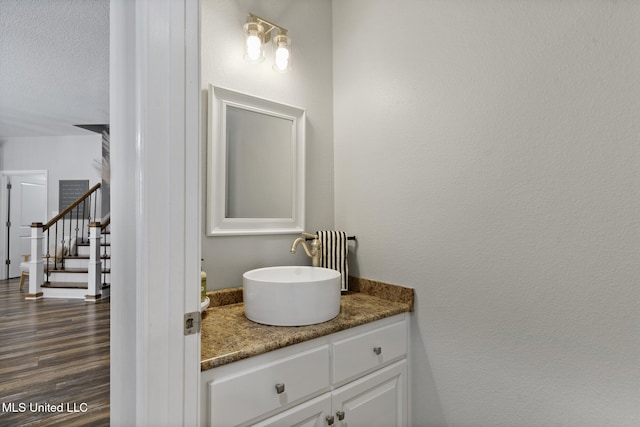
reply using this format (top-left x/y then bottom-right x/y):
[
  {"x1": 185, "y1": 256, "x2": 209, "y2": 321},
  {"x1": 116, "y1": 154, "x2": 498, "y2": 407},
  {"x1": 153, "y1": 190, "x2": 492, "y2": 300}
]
[{"x1": 207, "y1": 85, "x2": 305, "y2": 235}]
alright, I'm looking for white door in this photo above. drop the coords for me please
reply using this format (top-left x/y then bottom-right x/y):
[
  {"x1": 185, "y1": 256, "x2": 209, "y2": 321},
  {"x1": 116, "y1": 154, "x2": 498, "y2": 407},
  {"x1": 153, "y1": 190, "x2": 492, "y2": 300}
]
[
  {"x1": 3, "y1": 173, "x2": 47, "y2": 279},
  {"x1": 332, "y1": 360, "x2": 408, "y2": 427}
]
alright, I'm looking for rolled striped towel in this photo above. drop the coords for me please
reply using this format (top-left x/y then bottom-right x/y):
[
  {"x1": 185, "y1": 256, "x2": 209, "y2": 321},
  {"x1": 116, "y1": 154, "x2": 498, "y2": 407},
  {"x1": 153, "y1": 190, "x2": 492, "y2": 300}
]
[{"x1": 317, "y1": 230, "x2": 349, "y2": 290}]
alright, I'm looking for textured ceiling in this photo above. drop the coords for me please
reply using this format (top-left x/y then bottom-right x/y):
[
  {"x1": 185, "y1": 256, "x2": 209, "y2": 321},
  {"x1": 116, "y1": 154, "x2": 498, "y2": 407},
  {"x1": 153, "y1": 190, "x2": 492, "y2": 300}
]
[{"x1": 0, "y1": 0, "x2": 109, "y2": 139}]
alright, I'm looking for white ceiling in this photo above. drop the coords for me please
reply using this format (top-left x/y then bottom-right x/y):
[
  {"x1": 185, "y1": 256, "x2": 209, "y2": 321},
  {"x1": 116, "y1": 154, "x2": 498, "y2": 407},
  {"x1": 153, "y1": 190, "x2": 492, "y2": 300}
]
[{"x1": 0, "y1": 0, "x2": 109, "y2": 140}]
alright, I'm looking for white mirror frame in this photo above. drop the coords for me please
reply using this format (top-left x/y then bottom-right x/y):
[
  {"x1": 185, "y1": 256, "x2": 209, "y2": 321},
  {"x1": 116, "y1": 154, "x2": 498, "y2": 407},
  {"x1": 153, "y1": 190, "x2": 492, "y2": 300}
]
[{"x1": 207, "y1": 85, "x2": 306, "y2": 236}]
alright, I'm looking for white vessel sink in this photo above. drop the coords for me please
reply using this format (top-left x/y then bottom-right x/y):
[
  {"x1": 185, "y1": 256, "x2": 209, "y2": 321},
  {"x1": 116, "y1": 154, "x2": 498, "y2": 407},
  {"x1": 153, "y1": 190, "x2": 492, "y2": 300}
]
[{"x1": 243, "y1": 266, "x2": 341, "y2": 326}]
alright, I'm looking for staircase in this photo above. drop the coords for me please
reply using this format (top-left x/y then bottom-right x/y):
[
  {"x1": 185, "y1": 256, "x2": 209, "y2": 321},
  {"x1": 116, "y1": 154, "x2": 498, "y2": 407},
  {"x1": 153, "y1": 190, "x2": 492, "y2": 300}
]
[
  {"x1": 40, "y1": 224, "x2": 111, "y2": 300},
  {"x1": 25, "y1": 183, "x2": 111, "y2": 302}
]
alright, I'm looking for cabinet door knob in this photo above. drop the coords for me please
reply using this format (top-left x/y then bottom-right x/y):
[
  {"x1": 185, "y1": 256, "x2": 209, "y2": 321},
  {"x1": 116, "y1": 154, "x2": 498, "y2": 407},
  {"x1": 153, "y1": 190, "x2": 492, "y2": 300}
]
[
  {"x1": 336, "y1": 410, "x2": 345, "y2": 420},
  {"x1": 275, "y1": 383, "x2": 285, "y2": 394},
  {"x1": 326, "y1": 415, "x2": 335, "y2": 425},
  {"x1": 373, "y1": 346, "x2": 382, "y2": 355}
]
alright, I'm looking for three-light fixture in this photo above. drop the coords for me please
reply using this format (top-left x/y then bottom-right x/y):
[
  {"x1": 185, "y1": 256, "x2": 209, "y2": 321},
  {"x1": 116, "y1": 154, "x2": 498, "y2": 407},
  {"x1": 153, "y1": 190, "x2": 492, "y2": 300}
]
[{"x1": 243, "y1": 13, "x2": 291, "y2": 72}]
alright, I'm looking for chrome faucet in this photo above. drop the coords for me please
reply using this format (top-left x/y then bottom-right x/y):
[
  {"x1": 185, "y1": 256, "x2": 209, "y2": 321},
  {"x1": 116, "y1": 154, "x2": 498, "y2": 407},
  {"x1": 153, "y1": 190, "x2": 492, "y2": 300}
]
[{"x1": 290, "y1": 233, "x2": 322, "y2": 267}]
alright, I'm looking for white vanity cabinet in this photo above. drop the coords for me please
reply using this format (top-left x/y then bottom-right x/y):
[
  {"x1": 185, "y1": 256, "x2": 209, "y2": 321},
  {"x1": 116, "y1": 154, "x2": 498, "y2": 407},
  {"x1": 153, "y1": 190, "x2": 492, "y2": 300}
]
[{"x1": 201, "y1": 313, "x2": 409, "y2": 427}]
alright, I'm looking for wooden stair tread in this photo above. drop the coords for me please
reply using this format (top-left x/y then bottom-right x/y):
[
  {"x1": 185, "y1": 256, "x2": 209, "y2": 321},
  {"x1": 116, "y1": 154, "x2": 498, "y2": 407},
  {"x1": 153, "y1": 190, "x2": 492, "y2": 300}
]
[
  {"x1": 47, "y1": 268, "x2": 111, "y2": 274},
  {"x1": 42, "y1": 282, "x2": 88, "y2": 289},
  {"x1": 47, "y1": 268, "x2": 88, "y2": 273},
  {"x1": 42, "y1": 282, "x2": 110, "y2": 289},
  {"x1": 61, "y1": 255, "x2": 111, "y2": 259}
]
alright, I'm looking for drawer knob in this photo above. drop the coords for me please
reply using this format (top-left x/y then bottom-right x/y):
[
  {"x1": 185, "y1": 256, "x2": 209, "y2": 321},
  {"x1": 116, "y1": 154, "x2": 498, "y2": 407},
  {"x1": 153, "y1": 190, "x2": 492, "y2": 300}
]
[
  {"x1": 275, "y1": 383, "x2": 285, "y2": 394},
  {"x1": 373, "y1": 346, "x2": 382, "y2": 355},
  {"x1": 336, "y1": 410, "x2": 345, "y2": 420},
  {"x1": 326, "y1": 415, "x2": 335, "y2": 425}
]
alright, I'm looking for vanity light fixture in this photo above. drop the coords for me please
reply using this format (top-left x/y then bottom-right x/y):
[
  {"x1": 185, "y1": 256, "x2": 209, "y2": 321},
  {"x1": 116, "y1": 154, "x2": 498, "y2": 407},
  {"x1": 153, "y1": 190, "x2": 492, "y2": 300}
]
[{"x1": 243, "y1": 14, "x2": 291, "y2": 72}]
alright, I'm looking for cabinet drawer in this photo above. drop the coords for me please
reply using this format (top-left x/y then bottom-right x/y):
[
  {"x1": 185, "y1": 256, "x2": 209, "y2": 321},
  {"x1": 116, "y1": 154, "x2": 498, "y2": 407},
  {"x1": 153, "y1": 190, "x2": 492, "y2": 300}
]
[
  {"x1": 333, "y1": 320, "x2": 407, "y2": 385},
  {"x1": 209, "y1": 345, "x2": 330, "y2": 426}
]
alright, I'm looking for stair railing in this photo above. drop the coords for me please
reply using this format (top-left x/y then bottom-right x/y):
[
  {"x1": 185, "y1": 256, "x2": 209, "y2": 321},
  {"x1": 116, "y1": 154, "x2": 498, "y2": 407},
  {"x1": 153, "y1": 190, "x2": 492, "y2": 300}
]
[
  {"x1": 30, "y1": 183, "x2": 102, "y2": 287},
  {"x1": 100, "y1": 216, "x2": 111, "y2": 288}
]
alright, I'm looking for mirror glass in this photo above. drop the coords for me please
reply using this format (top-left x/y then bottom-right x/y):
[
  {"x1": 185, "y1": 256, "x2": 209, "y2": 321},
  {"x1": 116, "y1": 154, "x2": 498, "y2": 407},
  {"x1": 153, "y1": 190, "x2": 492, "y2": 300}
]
[
  {"x1": 207, "y1": 85, "x2": 305, "y2": 235},
  {"x1": 225, "y1": 106, "x2": 293, "y2": 218}
]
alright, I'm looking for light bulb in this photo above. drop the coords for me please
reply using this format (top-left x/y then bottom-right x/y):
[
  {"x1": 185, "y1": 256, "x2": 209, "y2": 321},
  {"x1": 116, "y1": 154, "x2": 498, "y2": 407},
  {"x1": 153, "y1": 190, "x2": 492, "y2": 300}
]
[
  {"x1": 274, "y1": 46, "x2": 289, "y2": 71},
  {"x1": 272, "y1": 33, "x2": 291, "y2": 72},
  {"x1": 246, "y1": 34, "x2": 262, "y2": 62},
  {"x1": 243, "y1": 19, "x2": 264, "y2": 63}
]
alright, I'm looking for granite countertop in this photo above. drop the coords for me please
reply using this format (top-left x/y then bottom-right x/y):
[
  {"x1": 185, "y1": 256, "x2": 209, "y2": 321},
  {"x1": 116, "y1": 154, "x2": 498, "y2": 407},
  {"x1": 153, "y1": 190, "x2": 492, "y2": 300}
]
[{"x1": 201, "y1": 277, "x2": 414, "y2": 371}]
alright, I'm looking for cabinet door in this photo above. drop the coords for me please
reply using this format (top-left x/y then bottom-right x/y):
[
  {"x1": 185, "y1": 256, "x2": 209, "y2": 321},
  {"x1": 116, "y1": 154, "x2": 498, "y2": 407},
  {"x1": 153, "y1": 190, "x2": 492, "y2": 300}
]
[
  {"x1": 331, "y1": 360, "x2": 407, "y2": 427},
  {"x1": 251, "y1": 393, "x2": 332, "y2": 427}
]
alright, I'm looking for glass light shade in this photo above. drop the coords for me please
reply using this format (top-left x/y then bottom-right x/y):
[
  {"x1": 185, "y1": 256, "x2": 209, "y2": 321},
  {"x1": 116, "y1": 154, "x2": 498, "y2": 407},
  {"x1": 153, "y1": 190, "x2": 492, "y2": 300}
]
[
  {"x1": 243, "y1": 21, "x2": 264, "y2": 63},
  {"x1": 272, "y1": 33, "x2": 291, "y2": 72}
]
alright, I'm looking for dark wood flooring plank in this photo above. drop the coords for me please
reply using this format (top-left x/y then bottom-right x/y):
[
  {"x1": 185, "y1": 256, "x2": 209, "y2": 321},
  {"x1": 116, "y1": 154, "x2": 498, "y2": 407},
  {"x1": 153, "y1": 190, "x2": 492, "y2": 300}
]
[{"x1": 0, "y1": 279, "x2": 109, "y2": 426}]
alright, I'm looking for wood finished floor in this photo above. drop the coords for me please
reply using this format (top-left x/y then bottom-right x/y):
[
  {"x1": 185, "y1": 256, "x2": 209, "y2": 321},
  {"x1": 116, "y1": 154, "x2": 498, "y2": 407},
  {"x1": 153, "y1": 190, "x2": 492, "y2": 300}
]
[{"x1": 0, "y1": 278, "x2": 109, "y2": 426}]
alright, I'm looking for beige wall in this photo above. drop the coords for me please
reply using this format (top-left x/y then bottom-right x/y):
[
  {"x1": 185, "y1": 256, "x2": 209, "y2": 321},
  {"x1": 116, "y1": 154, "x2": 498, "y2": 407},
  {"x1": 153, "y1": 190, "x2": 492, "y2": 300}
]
[{"x1": 333, "y1": 1, "x2": 640, "y2": 425}]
